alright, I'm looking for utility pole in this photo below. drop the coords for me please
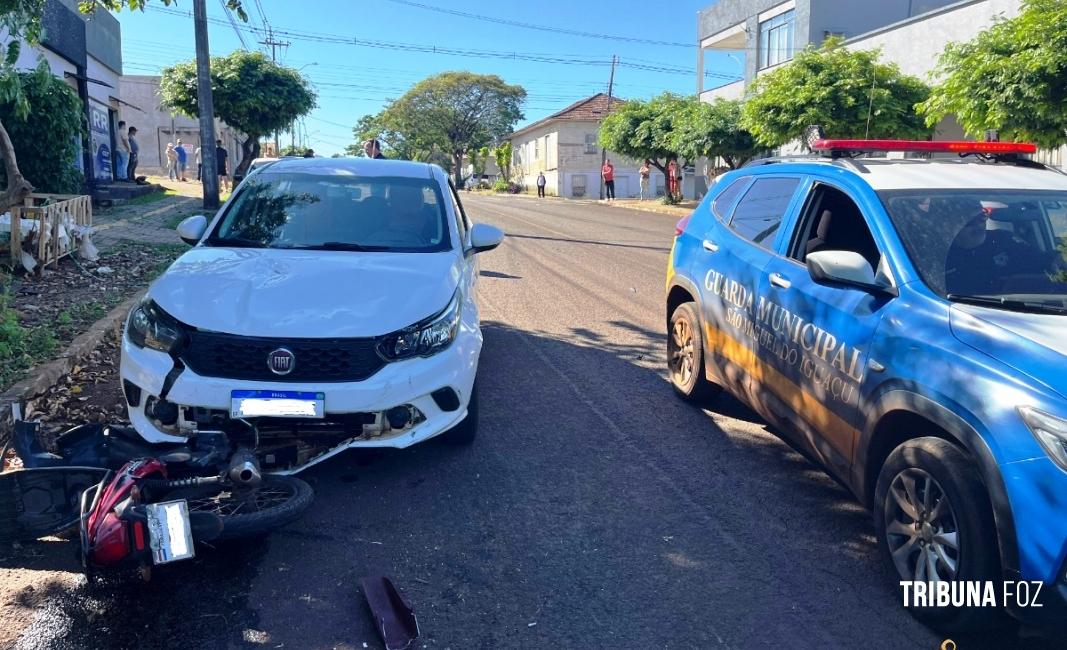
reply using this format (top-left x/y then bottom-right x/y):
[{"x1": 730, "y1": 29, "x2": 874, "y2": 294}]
[
  {"x1": 260, "y1": 26, "x2": 290, "y2": 155},
  {"x1": 194, "y1": 0, "x2": 219, "y2": 208},
  {"x1": 599, "y1": 54, "x2": 617, "y2": 201}
]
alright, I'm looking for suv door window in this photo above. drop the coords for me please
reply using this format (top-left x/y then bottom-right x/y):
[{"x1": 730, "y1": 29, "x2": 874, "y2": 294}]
[
  {"x1": 789, "y1": 183, "x2": 883, "y2": 273},
  {"x1": 711, "y1": 177, "x2": 750, "y2": 221},
  {"x1": 729, "y1": 177, "x2": 800, "y2": 247}
]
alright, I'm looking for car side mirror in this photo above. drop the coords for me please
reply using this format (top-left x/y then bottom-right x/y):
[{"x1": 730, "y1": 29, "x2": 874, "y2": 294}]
[
  {"x1": 176, "y1": 215, "x2": 208, "y2": 246},
  {"x1": 468, "y1": 223, "x2": 504, "y2": 255},
  {"x1": 806, "y1": 250, "x2": 896, "y2": 296}
]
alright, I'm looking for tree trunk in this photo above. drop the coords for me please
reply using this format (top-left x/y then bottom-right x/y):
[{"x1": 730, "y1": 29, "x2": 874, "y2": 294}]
[
  {"x1": 0, "y1": 117, "x2": 34, "y2": 214},
  {"x1": 236, "y1": 135, "x2": 258, "y2": 177},
  {"x1": 452, "y1": 152, "x2": 464, "y2": 188}
]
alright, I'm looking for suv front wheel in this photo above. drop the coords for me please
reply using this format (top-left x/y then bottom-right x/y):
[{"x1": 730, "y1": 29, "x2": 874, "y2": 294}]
[
  {"x1": 668, "y1": 303, "x2": 721, "y2": 405},
  {"x1": 873, "y1": 437, "x2": 1005, "y2": 632}
]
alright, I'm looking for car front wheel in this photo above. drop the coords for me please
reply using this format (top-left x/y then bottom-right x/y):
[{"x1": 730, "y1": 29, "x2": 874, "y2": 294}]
[
  {"x1": 873, "y1": 437, "x2": 1006, "y2": 633},
  {"x1": 668, "y1": 302, "x2": 721, "y2": 405}
]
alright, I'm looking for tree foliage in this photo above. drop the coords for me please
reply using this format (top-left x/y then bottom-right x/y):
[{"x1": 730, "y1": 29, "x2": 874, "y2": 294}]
[
  {"x1": 492, "y1": 142, "x2": 512, "y2": 183},
  {"x1": 918, "y1": 0, "x2": 1067, "y2": 148},
  {"x1": 741, "y1": 38, "x2": 931, "y2": 147},
  {"x1": 598, "y1": 93, "x2": 690, "y2": 174},
  {"x1": 671, "y1": 98, "x2": 761, "y2": 169},
  {"x1": 0, "y1": 65, "x2": 85, "y2": 194},
  {"x1": 378, "y1": 72, "x2": 525, "y2": 185},
  {"x1": 160, "y1": 51, "x2": 315, "y2": 175}
]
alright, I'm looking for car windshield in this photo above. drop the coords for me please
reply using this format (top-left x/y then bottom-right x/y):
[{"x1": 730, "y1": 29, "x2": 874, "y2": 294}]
[
  {"x1": 880, "y1": 190, "x2": 1067, "y2": 312},
  {"x1": 206, "y1": 173, "x2": 451, "y2": 253}
]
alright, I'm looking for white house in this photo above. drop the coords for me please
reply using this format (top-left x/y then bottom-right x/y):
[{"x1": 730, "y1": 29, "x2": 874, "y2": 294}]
[{"x1": 508, "y1": 93, "x2": 659, "y2": 200}]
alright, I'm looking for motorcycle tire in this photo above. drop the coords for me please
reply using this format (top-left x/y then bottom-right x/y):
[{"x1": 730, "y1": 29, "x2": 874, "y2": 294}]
[{"x1": 166, "y1": 475, "x2": 313, "y2": 540}]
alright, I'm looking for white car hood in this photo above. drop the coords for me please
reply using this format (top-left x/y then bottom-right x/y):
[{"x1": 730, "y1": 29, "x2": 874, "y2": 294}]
[{"x1": 151, "y1": 247, "x2": 461, "y2": 338}]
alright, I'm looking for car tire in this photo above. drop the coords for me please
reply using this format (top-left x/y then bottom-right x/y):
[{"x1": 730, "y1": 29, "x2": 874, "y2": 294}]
[
  {"x1": 668, "y1": 302, "x2": 721, "y2": 405},
  {"x1": 873, "y1": 436, "x2": 1007, "y2": 633},
  {"x1": 441, "y1": 385, "x2": 478, "y2": 445}
]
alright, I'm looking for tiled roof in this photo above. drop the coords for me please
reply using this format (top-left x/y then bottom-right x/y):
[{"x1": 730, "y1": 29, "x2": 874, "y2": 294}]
[{"x1": 509, "y1": 93, "x2": 625, "y2": 139}]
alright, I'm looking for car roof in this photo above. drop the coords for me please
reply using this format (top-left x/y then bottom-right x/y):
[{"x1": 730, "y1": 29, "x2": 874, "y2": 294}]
[
  {"x1": 260, "y1": 156, "x2": 437, "y2": 179},
  {"x1": 743, "y1": 157, "x2": 1067, "y2": 192}
]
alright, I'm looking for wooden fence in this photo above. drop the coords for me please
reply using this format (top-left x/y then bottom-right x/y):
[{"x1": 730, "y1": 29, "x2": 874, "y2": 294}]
[{"x1": 6, "y1": 193, "x2": 92, "y2": 272}]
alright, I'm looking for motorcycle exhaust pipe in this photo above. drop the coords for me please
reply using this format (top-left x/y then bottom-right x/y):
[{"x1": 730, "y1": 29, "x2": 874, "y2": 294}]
[{"x1": 227, "y1": 448, "x2": 262, "y2": 487}]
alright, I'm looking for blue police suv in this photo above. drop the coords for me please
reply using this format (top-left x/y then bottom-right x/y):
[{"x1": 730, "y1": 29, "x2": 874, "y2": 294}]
[{"x1": 666, "y1": 138, "x2": 1067, "y2": 636}]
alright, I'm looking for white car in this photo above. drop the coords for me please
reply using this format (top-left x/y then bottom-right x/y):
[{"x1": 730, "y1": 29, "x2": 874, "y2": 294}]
[{"x1": 120, "y1": 157, "x2": 503, "y2": 473}]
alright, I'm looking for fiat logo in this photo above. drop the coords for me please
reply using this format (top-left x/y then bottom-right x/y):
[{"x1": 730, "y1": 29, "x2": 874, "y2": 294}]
[{"x1": 267, "y1": 348, "x2": 295, "y2": 376}]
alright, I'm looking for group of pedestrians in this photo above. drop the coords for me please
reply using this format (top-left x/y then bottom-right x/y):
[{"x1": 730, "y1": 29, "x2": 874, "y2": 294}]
[
  {"x1": 115, "y1": 121, "x2": 139, "y2": 182},
  {"x1": 115, "y1": 121, "x2": 232, "y2": 191},
  {"x1": 164, "y1": 140, "x2": 190, "y2": 182}
]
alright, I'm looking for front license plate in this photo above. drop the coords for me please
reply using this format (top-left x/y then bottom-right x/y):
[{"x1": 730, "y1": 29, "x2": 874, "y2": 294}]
[
  {"x1": 145, "y1": 500, "x2": 195, "y2": 564},
  {"x1": 230, "y1": 390, "x2": 325, "y2": 419}
]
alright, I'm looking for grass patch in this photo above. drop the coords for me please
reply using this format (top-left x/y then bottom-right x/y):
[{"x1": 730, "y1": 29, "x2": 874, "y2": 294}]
[
  {"x1": 123, "y1": 188, "x2": 176, "y2": 207},
  {"x1": 165, "y1": 211, "x2": 199, "y2": 230}
]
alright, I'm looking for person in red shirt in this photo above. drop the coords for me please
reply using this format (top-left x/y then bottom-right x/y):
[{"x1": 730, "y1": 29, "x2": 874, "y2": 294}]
[
  {"x1": 602, "y1": 159, "x2": 615, "y2": 201},
  {"x1": 668, "y1": 159, "x2": 679, "y2": 199}
]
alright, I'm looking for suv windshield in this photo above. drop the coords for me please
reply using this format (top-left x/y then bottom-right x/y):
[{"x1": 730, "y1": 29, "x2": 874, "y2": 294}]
[
  {"x1": 206, "y1": 173, "x2": 451, "y2": 253},
  {"x1": 881, "y1": 190, "x2": 1067, "y2": 312}
]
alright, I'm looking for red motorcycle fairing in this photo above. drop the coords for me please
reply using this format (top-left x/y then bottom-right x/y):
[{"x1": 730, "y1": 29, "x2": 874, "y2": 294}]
[{"x1": 84, "y1": 458, "x2": 166, "y2": 568}]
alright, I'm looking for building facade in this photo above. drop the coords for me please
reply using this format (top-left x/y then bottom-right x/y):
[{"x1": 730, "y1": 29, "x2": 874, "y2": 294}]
[
  {"x1": 119, "y1": 75, "x2": 244, "y2": 177},
  {"x1": 508, "y1": 94, "x2": 659, "y2": 200}
]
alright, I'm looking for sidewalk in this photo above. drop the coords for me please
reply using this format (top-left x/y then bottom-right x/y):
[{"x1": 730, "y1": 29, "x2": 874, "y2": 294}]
[
  {"x1": 604, "y1": 198, "x2": 699, "y2": 218},
  {"x1": 92, "y1": 176, "x2": 214, "y2": 251}
]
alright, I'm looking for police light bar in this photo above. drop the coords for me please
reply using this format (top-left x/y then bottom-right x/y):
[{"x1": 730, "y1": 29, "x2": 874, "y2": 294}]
[{"x1": 810, "y1": 139, "x2": 1037, "y2": 155}]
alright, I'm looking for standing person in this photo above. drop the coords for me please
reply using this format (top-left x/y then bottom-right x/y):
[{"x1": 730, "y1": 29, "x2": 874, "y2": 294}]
[
  {"x1": 536, "y1": 171, "x2": 546, "y2": 198},
  {"x1": 115, "y1": 120, "x2": 130, "y2": 183},
  {"x1": 127, "y1": 126, "x2": 139, "y2": 182},
  {"x1": 602, "y1": 159, "x2": 615, "y2": 202},
  {"x1": 175, "y1": 139, "x2": 188, "y2": 181},
  {"x1": 215, "y1": 139, "x2": 230, "y2": 192},
  {"x1": 194, "y1": 144, "x2": 202, "y2": 182},
  {"x1": 363, "y1": 138, "x2": 385, "y2": 159},
  {"x1": 668, "y1": 159, "x2": 678, "y2": 200},
  {"x1": 639, "y1": 160, "x2": 651, "y2": 201},
  {"x1": 165, "y1": 143, "x2": 177, "y2": 180}
]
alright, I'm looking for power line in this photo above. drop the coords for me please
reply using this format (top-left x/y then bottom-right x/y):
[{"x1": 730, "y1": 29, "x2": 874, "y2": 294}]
[
  {"x1": 380, "y1": 0, "x2": 692, "y2": 48},
  {"x1": 217, "y1": 0, "x2": 249, "y2": 49}
]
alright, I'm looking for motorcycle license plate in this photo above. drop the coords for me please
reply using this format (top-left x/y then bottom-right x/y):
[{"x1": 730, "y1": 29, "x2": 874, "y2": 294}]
[
  {"x1": 230, "y1": 390, "x2": 325, "y2": 419},
  {"x1": 146, "y1": 500, "x2": 195, "y2": 564}
]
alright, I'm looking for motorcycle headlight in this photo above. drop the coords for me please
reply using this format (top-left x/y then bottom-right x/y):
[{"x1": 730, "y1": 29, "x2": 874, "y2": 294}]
[
  {"x1": 379, "y1": 292, "x2": 461, "y2": 361},
  {"x1": 1019, "y1": 406, "x2": 1067, "y2": 471},
  {"x1": 126, "y1": 298, "x2": 187, "y2": 354}
]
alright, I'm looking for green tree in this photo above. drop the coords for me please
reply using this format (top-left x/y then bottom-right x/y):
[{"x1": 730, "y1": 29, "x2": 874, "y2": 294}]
[
  {"x1": 672, "y1": 98, "x2": 762, "y2": 169},
  {"x1": 492, "y1": 141, "x2": 513, "y2": 183},
  {"x1": 918, "y1": 0, "x2": 1067, "y2": 148},
  {"x1": 278, "y1": 144, "x2": 305, "y2": 157},
  {"x1": 347, "y1": 112, "x2": 430, "y2": 160},
  {"x1": 0, "y1": 65, "x2": 85, "y2": 194},
  {"x1": 160, "y1": 51, "x2": 315, "y2": 176},
  {"x1": 741, "y1": 38, "x2": 931, "y2": 148},
  {"x1": 598, "y1": 93, "x2": 690, "y2": 177},
  {"x1": 380, "y1": 72, "x2": 525, "y2": 186}
]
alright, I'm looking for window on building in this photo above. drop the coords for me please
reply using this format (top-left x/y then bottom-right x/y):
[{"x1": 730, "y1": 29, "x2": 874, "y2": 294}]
[
  {"x1": 759, "y1": 9, "x2": 795, "y2": 69},
  {"x1": 585, "y1": 133, "x2": 598, "y2": 155},
  {"x1": 534, "y1": 138, "x2": 540, "y2": 159}
]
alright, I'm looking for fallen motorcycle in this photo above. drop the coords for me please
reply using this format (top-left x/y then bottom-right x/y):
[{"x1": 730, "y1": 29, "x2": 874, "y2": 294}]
[{"x1": 2, "y1": 418, "x2": 313, "y2": 576}]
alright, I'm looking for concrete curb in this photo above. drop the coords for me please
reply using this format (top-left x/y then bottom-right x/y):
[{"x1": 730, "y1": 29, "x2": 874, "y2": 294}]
[{"x1": 0, "y1": 290, "x2": 144, "y2": 437}]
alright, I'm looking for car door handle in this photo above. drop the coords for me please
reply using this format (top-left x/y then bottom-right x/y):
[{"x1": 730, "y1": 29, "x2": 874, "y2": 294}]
[
  {"x1": 702, "y1": 239, "x2": 719, "y2": 253},
  {"x1": 769, "y1": 273, "x2": 791, "y2": 289}
]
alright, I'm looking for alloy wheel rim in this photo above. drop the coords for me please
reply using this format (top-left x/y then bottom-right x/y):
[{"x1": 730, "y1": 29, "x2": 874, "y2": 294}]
[
  {"x1": 884, "y1": 468, "x2": 961, "y2": 583},
  {"x1": 669, "y1": 318, "x2": 695, "y2": 386}
]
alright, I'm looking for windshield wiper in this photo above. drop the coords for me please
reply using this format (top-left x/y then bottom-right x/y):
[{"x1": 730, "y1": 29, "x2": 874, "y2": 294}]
[
  {"x1": 204, "y1": 236, "x2": 265, "y2": 248},
  {"x1": 299, "y1": 242, "x2": 392, "y2": 252},
  {"x1": 946, "y1": 293, "x2": 1067, "y2": 315}
]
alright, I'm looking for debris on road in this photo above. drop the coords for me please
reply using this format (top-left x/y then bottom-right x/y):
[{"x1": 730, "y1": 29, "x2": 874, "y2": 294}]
[{"x1": 360, "y1": 576, "x2": 419, "y2": 650}]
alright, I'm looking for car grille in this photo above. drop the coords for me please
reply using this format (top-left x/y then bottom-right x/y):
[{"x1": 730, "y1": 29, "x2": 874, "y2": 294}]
[{"x1": 180, "y1": 331, "x2": 386, "y2": 383}]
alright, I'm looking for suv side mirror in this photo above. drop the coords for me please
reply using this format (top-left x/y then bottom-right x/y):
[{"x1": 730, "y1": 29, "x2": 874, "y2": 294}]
[
  {"x1": 468, "y1": 223, "x2": 504, "y2": 255},
  {"x1": 176, "y1": 215, "x2": 208, "y2": 246},
  {"x1": 806, "y1": 250, "x2": 896, "y2": 296}
]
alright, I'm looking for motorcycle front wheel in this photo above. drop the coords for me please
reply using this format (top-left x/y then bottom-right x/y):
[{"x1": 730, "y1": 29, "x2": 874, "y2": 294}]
[{"x1": 166, "y1": 475, "x2": 313, "y2": 540}]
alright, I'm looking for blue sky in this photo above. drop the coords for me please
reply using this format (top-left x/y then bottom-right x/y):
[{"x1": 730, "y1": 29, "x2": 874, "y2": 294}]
[{"x1": 115, "y1": 0, "x2": 742, "y2": 156}]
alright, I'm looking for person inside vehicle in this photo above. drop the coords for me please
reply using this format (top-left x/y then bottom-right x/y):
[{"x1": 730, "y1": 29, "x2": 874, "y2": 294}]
[
  {"x1": 369, "y1": 184, "x2": 436, "y2": 246},
  {"x1": 944, "y1": 207, "x2": 1048, "y2": 295}
]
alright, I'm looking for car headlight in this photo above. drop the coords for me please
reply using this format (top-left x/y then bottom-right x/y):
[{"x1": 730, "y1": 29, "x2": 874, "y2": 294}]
[
  {"x1": 1019, "y1": 406, "x2": 1067, "y2": 471},
  {"x1": 379, "y1": 292, "x2": 461, "y2": 361},
  {"x1": 126, "y1": 298, "x2": 187, "y2": 354}
]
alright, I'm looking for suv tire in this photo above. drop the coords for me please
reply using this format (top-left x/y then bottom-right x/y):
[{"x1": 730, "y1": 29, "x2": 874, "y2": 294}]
[
  {"x1": 873, "y1": 436, "x2": 1006, "y2": 633},
  {"x1": 668, "y1": 302, "x2": 722, "y2": 405}
]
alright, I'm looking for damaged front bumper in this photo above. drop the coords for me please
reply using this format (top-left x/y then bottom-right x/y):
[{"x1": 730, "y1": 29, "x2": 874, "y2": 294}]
[{"x1": 118, "y1": 324, "x2": 480, "y2": 474}]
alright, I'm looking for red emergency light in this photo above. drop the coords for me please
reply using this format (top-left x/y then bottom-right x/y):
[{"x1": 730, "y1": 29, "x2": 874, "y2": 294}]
[{"x1": 810, "y1": 139, "x2": 1037, "y2": 155}]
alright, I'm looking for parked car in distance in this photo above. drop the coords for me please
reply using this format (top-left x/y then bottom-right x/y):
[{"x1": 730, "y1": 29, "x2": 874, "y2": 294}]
[
  {"x1": 120, "y1": 157, "x2": 503, "y2": 474},
  {"x1": 232, "y1": 157, "x2": 278, "y2": 185},
  {"x1": 666, "y1": 138, "x2": 1067, "y2": 637}
]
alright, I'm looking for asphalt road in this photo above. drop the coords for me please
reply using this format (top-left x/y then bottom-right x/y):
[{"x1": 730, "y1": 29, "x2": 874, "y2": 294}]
[{"x1": 11, "y1": 195, "x2": 1056, "y2": 649}]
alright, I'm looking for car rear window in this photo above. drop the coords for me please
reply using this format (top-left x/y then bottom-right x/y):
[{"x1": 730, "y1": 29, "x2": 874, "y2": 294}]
[
  {"x1": 711, "y1": 177, "x2": 749, "y2": 221},
  {"x1": 207, "y1": 174, "x2": 451, "y2": 253}
]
